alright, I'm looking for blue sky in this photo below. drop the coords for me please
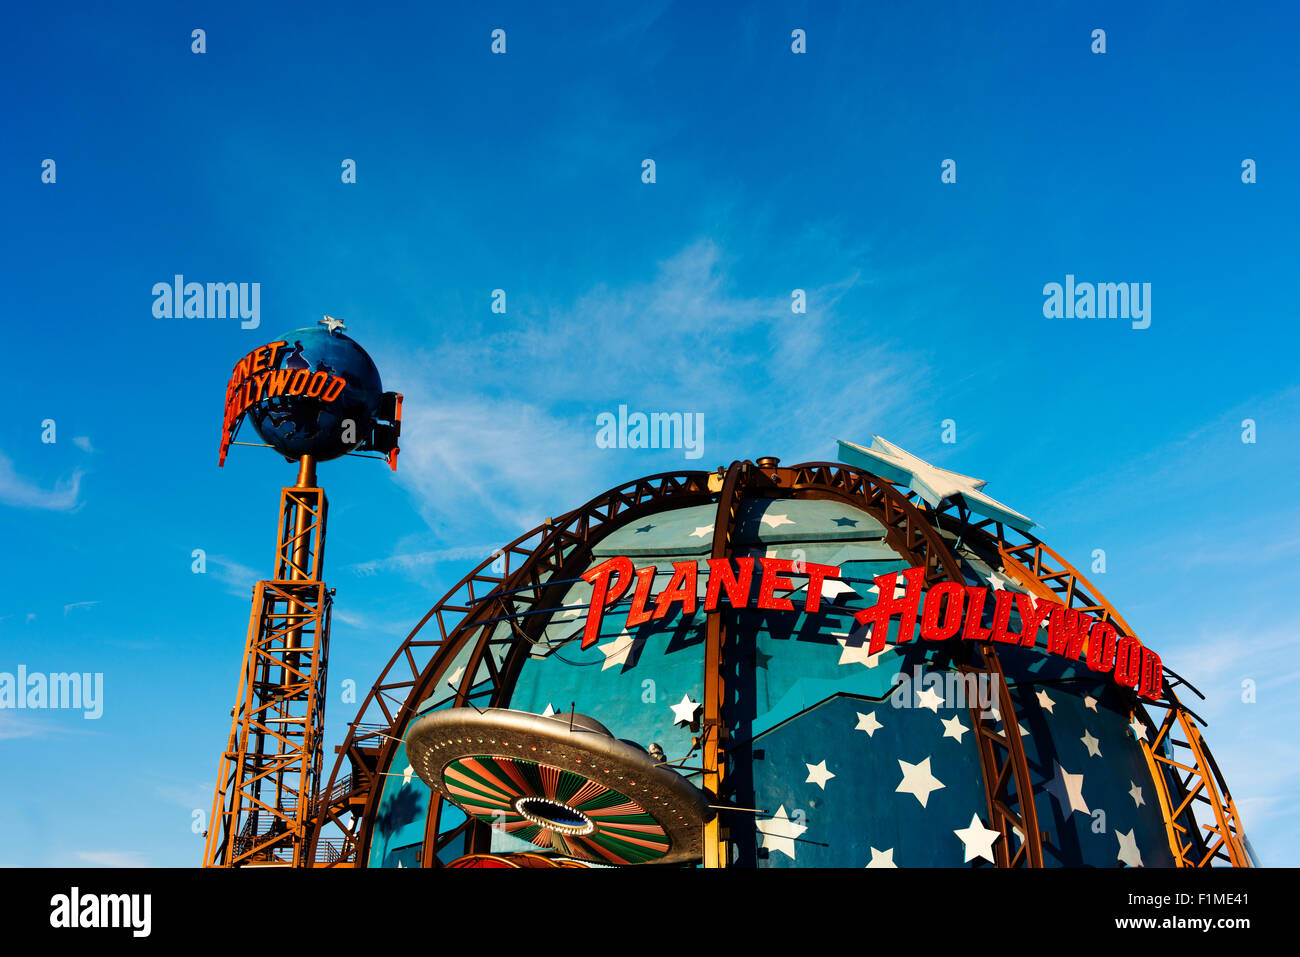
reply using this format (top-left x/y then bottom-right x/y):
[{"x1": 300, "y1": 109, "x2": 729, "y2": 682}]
[{"x1": 1, "y1": 1, "x2": 1297, "y2": 866}]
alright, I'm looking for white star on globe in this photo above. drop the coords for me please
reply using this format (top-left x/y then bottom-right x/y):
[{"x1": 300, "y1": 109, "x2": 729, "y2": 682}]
[
  {"x1": 855, "y1": 711, "x2": 883, "y2": 737},
  {"x1": 1129, "y1": 717, "x2": 1149, "y2": 742},
  {"x1": 756, "y1": 805, "x2": 807, "y2": 860},
  {"x1": 836, "y1": 636, "x2": 880, "y2": 668},
  {"x1": 1046, "y1": 761, "x2": 1089, "y2": 816},
  {"x1": 805, "y1": 759, "x2": 836, "y2": 790},
  {"x1": 896, "y1": 756, "x2": 945, "y2": 808},
  {"x1": 865, "y1": 846, "x2": 897, "y2": 868},
  {"x1": 941, "y1": 714, "x2": 969, "y2": 742},
  {"x1": 669, "y1": 693, "x2": 700, "y2": 725},
  {"x1": 954, "y1": 813, "x2": 1001, "y2": 864},
  {"x1": 598, "y1": 632, "x2": 642, "y2": 671},
  {"x1": 801, "y1": 578, "x2": 858, "y2": 603},
  {"x1": 1116, "y1": 828, "x2": 1144, "y2": 868},
  {"x1": 1081, "y1": 729, "x2": 1102, "y2": 758},
  {"x1": 915, "y1": 685, "x2": 944, "y2": 713}
]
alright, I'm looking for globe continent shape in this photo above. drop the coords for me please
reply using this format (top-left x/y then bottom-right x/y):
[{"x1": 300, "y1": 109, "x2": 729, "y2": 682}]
[{"x1": 247, "y1": 327, "x2": 383, "y2": 462}]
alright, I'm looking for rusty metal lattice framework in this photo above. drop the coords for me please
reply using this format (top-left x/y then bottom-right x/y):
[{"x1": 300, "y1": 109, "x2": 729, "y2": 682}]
[
  {"x1": 308, "y1": 470, "x2": 718, "y2": 865},
  {"x1": 299, "y1": 456, "x2": 1247, "y2": 868},
  {"x1": 205, "y1": 458, "x2": 332, "y2": 867},
  {"x1": 930, "y1": 504, "x2": 1251, "y2": 867},
  {"x1": 311, "y1": 459, "x2": 1048, "y2": 868}
]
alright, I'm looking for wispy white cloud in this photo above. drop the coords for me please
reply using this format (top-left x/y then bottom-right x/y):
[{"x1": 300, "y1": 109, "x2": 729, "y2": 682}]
[
  {"x1": 0, "y1": 451, "x2": 83, "y2": 511},
  {"x1": 72, "y1": 436, "x2": 94, "y2": 453},
  {"x1": 347, "y1": 543, "x2": 502, "y2": 577},
  {"x1": 63, "y1": 600, "x2": 100, "y2": 616},
  {"x1": 153, "y1": 781, "x2": 212, "y2": 813},
  {"x1": 0, "y1": 712, "x2": 87, "y2": 740},
  {"x1": 1163, "y1": 619, "x2": 1300, "y2": 863},
  {"x1": 77, "y1": 850, "x2": 150, "y2": 868},
  {"x1": 208, "y1": 555, "x2": 261, "y2": 598},
  {"x1": 380, "y1": 238, "x2": 930, "y2": 537}
]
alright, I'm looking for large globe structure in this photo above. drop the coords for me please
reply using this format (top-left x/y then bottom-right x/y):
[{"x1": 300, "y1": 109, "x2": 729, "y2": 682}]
[
  {"x1": 247, "y1": 326, "x2": 383, "y2": 462},
  {"x1": 310, "y1": 451, "x2": 1254, "y2": 869}
]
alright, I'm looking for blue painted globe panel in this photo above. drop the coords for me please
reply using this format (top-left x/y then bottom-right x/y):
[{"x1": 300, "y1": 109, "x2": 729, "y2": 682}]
[
  {"x1": 372, "y1": 622, "x2": 519, "y2": 867},
  {"x1": 592, "y1": 504, "x2": 717, "y2": 557},
  {"x1": 507, "y1": 555, "x2": 707, "y2": 786},
  {"x1": 404, "y1": 497, "x2": 1175, "y2": 867},
  {"x1": 1002, "y1": 673, "x2": 1175, "y2": 868},
  {"x1": 737, "y1": 693, "x2": 989, "y2": 867},
  {"x1": 367, "y1": 740, "x2": 431, "y2": 868},
  {"x1": 247, "y1": 327, "x2": 383, "y2": 461},
  {"x1": 729, "y1": 498, "x2": 887, "y2": 546}
]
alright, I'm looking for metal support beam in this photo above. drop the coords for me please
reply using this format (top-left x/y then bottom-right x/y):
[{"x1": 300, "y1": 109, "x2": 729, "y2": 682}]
[{"x1": 205, "y1": 456, "x2": 331, "y2": 868}]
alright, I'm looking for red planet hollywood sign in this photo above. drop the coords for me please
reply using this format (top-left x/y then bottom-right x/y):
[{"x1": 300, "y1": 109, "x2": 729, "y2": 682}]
[
  {"x1": 580, "y1": 557, "x2": 1163, "y2": 700},
  {"x1": 218, "y1": 339, "x2": 349, "y2": 465}
]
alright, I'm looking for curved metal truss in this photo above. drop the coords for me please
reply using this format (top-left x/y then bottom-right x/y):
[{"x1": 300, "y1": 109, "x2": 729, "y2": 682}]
[
  {"x1": 307, "y1": 470, "x2": 716, "y2": 864},
  {"x1": 307, "y1": 459, "x2": 1250, "y2": 868},
  {"x1": 924, "y1": 501, "x2": 1252, "y2": 867}
]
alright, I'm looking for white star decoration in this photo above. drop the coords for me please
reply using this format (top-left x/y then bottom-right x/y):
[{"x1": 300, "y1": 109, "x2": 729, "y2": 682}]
[
  {"x1": 865, "y1": 846, "x2": 896, "y2": 868},
  {"x1": 838, "y1": 436, "x2": 1034, "y2": 531},
  {"x1": 1084, "y1": 695, "x2": 1099, "y2": 712},
  {"x1": 867, "y1": 579, "x2": 909, "y2": 601},
  {"x1": 805, "y1": 760, "x2": 836, "y2": 789},
  {"x1": 541, "y1": 703, "x2": 556, "y2": 717},
  {"x1": 670, "y1": 693, "x2": 701, "y2": 725},
  {"x1": 401, "y1": 764, "x2": 413, "y2": 787},
  {"x1": 1046, "y1": 761, "x2": 1090, "y2": 816},
  {"x1": 986, "y1": 571, "x2": 1009, "y2": 591},
  {"x1": 954, "y1": 814, "x2": 1001, "y2": 863},
  {"x1": 760, "y1": 513, "x2": 795, "y2": 529},
  {"x1": 1081, "y1": 729, "x2": 1102, "y2": 758},
  {"x1": 446, "y1": 666, "x2": 465, "y2": 689},
  {"x1": 598, "y1": 632, "x2": 642, "y2": 670},
  {"x1": 1116, "y1": 828, "x2": 1144, "y2": 867},
  {"x1": 998, "y1": 720, "x2": 1030, "y2": 739},
  {"x1": 855, "y1": 711, "x2": 883, "y2": 737},
  {"x1": 801, "y1": 578, "x2": 858, "y2": 603},
  {"x1": 896, "y1": 756, "x2": 945, "y2": 807},
  {"x1": 941, "y1": 714, "x2": 969, "y2": 742},
  {"x1": 1130, "y1": 717, "x2": 1149, "y2": 742},
  {"x1": 1129, "y1": 781, "x2": 1145, "y2": 807},
  {"x1": 836, "y1": 637, "x2": 881, "y2": 668},
  {"x1": 1036, "y1": 690, "x2": 1056, "y2": 713},
  {"x1": 756, "y1": 805, "x2": 807, "y2": 860},
  {"x1": 689, "y1": 524, "x2": 714, "y2": 539},
  {"x1": 915, "y1": 686, "x2": 944, "y2": 713}
]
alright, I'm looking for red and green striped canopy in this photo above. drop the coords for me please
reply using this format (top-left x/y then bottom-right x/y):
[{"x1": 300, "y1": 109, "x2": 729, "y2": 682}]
[{"x1": 443, "y1": 755, "x2": 672, "y2": 864}]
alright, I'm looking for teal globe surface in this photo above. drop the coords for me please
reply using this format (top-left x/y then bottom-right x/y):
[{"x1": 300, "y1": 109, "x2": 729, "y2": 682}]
[{"x1": 248, "y1": 327, "x2": 383, "y2": 462}]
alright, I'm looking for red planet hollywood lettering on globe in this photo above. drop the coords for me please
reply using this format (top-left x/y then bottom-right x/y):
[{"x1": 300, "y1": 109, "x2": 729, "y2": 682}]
[
  {"x1": 218, "y1": 340, "x2": 349, "y2": 465},
  {"x1": 580, "y1": 558, "x2": 1162, "y2": 700}
]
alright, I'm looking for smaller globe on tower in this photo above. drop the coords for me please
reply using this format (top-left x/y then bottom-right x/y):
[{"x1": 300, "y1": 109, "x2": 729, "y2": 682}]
[{"x1": 219, "y1": 316, "x2": 403, "y2": 469}]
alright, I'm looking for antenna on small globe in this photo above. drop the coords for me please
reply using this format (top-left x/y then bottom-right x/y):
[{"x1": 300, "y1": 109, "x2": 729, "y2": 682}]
[{"x1": 320, "y1": 314, "x2": 347, "y2": 333}]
